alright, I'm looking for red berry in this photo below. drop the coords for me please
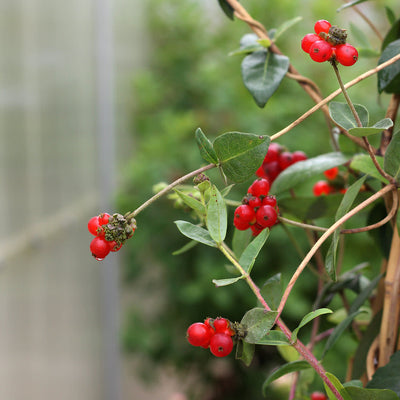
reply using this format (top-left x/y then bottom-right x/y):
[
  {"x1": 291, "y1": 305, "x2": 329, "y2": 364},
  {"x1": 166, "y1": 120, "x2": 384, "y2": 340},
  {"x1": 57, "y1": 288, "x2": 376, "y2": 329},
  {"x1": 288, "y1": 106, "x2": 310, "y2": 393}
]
[
  {"x1": 262, "y1": 161, "x2": 282, "y2": 183},
  {"x1": 248, "y1": 178, "x2": 270, "y2": 198},
  {"x1": 88, "y1": 216, "x2": 101, "y2": 236},
  {"x1": 324, "y1": 167, "x2": 339, "y2": 180},
  {"x1": 301, "y1": 33, "x2": 320, "y2": 53},
  {"x1": 250, "y1": 223, "x2": 264, "y2": 236},
  {"x1": 262, "y1": 195, "x2": 277, "y2": 208},
  {"x1": 256, "y1": 205, "x2": 278, "y2": 228},
  {"x1": 256, "y1": 165, "x2": 268, "y2": 179},
  {"x1": 292, "y1": 151, "x2": 307, "y2": 163},
  {"x1": 209, "y1": 333, "x2": 234, "y2": 357},
  {"x1": 98, "y1": 213, "x2": 111, "y2": 225},
  {"x1": 278, "y1": 151, "x2": 294, "y2": 170},
  {"x1": 313, "y1": 180, "x2": 332, "y2": 196},
  {"x1": 187, "y1": 322, "x2": 213, "y2": 347},
  {"x1": 314, "y1": 20, "x2": 331, "y2": 34},
  {"x1": 311, "y1": 392, "x2": 328, "y2": 400},
  {"x1": 309, "y1": 40, "x2": 333, "y2": 62},
  {"x1": 90, "y1": 236, "x2": 111, "y2": 260},
  {"x1": 108, "y1": 241, "x2": 123, "y2": 252},
  {"x1": 335, "y1": 43, "x2": 358, "y2": 66},
  {"x1": 213, "y1": 318, "x2": 234, "y2": 336},
  {"x1": 247, "y1": 195, "x2": 262, "y2": 209},
  {"x1": 264, "y1": 142, "x2": 283, "y2": 163},
  {"x1": 234, "y1": 205, "x2": 256, "y2": 230}
]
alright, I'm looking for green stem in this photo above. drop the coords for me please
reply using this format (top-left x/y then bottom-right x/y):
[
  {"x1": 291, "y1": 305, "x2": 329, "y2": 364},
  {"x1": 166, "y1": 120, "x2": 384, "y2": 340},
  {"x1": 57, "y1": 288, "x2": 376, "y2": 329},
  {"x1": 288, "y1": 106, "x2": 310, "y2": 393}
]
[{"x1": 126, "y1": 163, "x2": 216, "y2": 219}]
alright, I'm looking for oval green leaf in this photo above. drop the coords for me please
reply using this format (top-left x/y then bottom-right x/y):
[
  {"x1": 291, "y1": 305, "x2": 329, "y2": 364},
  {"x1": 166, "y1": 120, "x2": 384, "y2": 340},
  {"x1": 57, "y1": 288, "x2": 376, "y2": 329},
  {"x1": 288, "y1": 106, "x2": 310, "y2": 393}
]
[
  {"x1": 174, "y1": 220, "x2": 217, "y2": 247},
  {"x1": 238, "y1": 228, "x2": 269, "y2": 274},
  {"x1": 195, "y1": 127, "x2": 218, "y2": 164},
  {"x1": 349, "y1": 118, "x2": 393, "y2": 137},
  {"x1": 384, "y1": 129, "x2": 400, "y2": 181},
  {"x1": 350, "y1": 154, "x2": 389, "y2": 183},
  {"x1": 241, "y1": 308, "x2": 278, "y2": 343},
  {"x1": 212, "y1": 276, "x2": 242, "y2": 287},
  {"x1": 346, "y1": 387, "x2": 399, "y2": 400},
  {"x1": 329, "y1": 101, "x2": 369, "y2": 129},
  {"x1": 213, "y1": 132, "x2": 270, "y2": 183},
  {"x1": 378, "y1": 39, "x2": 400, "y2": 94},
  {"x1": 256, "y1": 330, "x2": 290, "y2": 346},
  {"x1": 174, "y1": 189, "x2": 205, "y2": 215},
  {"x1": 206, "y1": 185, "x2": 227, "y2": 243},
  {"x1": 291, "y1": 308, "x2": 333, "y2": 343}
]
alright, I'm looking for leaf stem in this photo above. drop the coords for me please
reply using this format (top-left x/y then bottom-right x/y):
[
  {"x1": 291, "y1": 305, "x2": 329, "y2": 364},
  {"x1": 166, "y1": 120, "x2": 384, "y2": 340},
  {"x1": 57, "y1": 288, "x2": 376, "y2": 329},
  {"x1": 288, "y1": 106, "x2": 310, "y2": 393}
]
[{"x1": 127, "y1": 163, "x2": 216, "y2": 218}]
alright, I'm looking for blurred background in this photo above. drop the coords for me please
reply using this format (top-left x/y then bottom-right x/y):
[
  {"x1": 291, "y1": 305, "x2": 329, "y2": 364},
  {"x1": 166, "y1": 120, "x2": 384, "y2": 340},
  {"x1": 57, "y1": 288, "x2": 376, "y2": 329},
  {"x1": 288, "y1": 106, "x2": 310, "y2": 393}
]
[{"x1": 0, "y1": 0, "x2": 398, "y2": 399}]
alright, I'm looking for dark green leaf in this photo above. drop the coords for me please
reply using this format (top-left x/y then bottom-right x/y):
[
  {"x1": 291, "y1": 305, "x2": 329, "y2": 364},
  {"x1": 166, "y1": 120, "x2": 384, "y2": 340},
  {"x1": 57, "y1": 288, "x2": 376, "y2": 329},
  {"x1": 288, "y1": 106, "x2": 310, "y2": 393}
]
[
  {"x1": 329, "y1": 102, "x2": 369, "y2": 129},
  {"x1": 241, "y1": 308, "x2": 278, "y2": 343},
  {"x1": 273, "y1": 16, "x2": 302, "y2": 42},
  {"x1": 378, "y1": 39, "x2": 400, "y2": 94},
  {"x1": 206, "y1": 185, "x2": 227, "y2": 243},
  {"x1": 385, "y1": 7, "x2": 397, "y2": 26},
  {"x1": 350, "y1": 154, "x2": 389, "y2": 183},
  {"x1": 324, "y1": 372, "x2": 352, "y2": 400},
  {"x1": 384, "y1": 130, "x2": 400, "y2": 181},
  {"x1": 235, "y1": 340, "x2": 255, "y2": 366},
  {"x1": 212, "y1": 276, "x2": 242, "y2": 287},
  {"x1": 217, "y1": 0, "x2": 234, "y2": 20},
  {"x1": 291, "y1": 308, "x2": 332, "y2": 343},
  {"x1": 174, "y1": 189, "x2": 205, "y2": 215},
  {"x1": 322, "y1": 310, "x2": 366, "y2": 358},
  {"x1": 271, "y1": 152, "x2": 349, "y2": 194},
  {"x1": 241, "y1": 50, "x2": 289, "y2": 108},
  {"x1": 256, "y1": 330, "x2": 290, "y2": 345},
  {"x1": 325, "y1": 176, "x2": 367, "y2": 280},
  {"x1": 195, "y1": 127, "x2": 218, "y2": 164},
  {"x1": 213, "y1": 132, "x2": 270, "y2": 183},
  {"x1": 349, "y1": 118, "x2": 393, "y2": 137},
  {"x1": 174, "y1": 220, "x2": 217, "y2": 247},
  {"x1": 346, "y1": 387, "x2": 399, "y2": 400},
  {"x1": 367, "y1": 350, "x2": 400, "y2": 396},
  {"x1": 260, "y1": 274, "x2": 282, "y2": 310},
  {"x1": 239, "y1": 228, "x2": 269, "y2": 274},
  {"x1": 262, "y1": 360, "x2": 311, "y2": 395},
  {"x1": 337, "y1": 0, "x2": 368, "y2": 12},
  {"x1": 382, "y1": 18, "x2": 400, "y2": 51}
]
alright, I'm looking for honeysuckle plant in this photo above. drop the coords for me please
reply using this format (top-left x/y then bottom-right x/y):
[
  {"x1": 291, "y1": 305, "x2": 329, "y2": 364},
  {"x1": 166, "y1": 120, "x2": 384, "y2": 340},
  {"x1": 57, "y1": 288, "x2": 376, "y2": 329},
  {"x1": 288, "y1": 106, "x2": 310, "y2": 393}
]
[{"x1": 88, "y1": 1, "x2": 400, "y2": 399}]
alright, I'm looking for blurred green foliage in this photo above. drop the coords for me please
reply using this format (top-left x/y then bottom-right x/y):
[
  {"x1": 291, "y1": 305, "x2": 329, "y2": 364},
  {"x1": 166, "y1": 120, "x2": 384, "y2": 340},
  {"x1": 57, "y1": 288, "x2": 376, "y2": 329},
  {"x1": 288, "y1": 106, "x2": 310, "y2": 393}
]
[{"x1": 117, "y1": 1, "x2": 398, "y2": 398}]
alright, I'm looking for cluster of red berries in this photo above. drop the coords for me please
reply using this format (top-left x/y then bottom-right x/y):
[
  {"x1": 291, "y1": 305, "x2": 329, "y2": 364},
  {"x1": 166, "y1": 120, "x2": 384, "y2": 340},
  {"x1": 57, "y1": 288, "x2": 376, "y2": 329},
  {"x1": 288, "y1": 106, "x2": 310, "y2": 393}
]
[
  {"x1": 301, "y1": 20, "x2": 358, "y2": 65},
  {"x1": 88, "y1": 212, "x2": 136, "y2": 260},
  {"x1": 234, "y1": 178, "x2": 279, "y2": 236},
  {"x1": 186, "y1": 317, "x2": 236, "y2": 357},
  {"x1": 310, "y1": 392, "x2": 328, "y2": 400},
  {"x1": 312, "y1": 166, "x2": 347, "y2": 196},
  {"x1": 256, "y1": 142, "x2": 307, "y2": 184}
]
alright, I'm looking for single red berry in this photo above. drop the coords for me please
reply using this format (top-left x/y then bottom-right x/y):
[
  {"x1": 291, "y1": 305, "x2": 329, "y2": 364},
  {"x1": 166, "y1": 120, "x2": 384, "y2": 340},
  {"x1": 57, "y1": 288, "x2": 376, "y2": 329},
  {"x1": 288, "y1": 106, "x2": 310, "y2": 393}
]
[
  {"x1": 90, "y1": 236, "x2": 111, "y2": 260},
  {"x1": 264, "y1": 142, "x2": 283, "y2": 163},
  {"x1": 256, "y1": 205, "x2": 278, "y2": 228},
  {"x1": 209, "y1": 333, "x2": 234, "y2": 357},
  {"x1": 250, "y1": 223, "x2": 264, "y2": 236},
  {"x1": 292, "y1": 150, "x2": 307, "y2": 163},
  {"x1": 213, "y1": 318, "x2": 234, "y2": 336},
  {"x1": 234, "y1": 205, "x2": 256, "y2": 230},
  {"x1": 324, "y1": 167, "x2": 339, "y2": 180},
  {"x1": 314, "y1": 19, "x2": 331, "y2": 35},
  {"x1": 247, "y1": 195, "x2": 262, "y2": 209},
  {"x1": 309, "y1": 40, "x2": 333, "y2": 62},
  {"x1": 98, "y1": 213, "x2": 111, "y2": 225},
  {"x1": 88, "y1": 216, "x2": 101, "y2": 236},
  {"x1": 335, "y1": 43, "x2": 358, "y2": 66},
  {"x1": 262, "y1": 161, "x2": 282, "y2": 183},
  {"x1": 262, "y1": 195, "x2": 277, "y2": 208},
  {"x1": 301, "y1": 33, "x2": 320, "y2": 53},
  {"x1": 313, "y1": 180, "x2": 332, "y2": 196},
  {"x1": 256, "y1": 165, "x2": 268, "y2": 179},
  {"x1": 248, "y1": 178, "x2": 270, "y2": 198},
  {"x1": 187, "y1": 322, "x2": 213, "y2": 347},
  {"x1": 311, "y1": 392, "x2": 328, "y2": 400},
  {"x1": 278, "y1": 151, "x2": 294, "y2": 170}
]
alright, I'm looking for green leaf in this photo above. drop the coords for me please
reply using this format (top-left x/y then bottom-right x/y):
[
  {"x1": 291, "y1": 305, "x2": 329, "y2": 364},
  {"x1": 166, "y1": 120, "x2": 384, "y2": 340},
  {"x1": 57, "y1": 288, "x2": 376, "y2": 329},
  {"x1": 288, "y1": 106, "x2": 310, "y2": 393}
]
[
  {"x1": 271, "y1": 152, "x2": 349, "y2": 194},
  {"x1": 273, "y1": 16, "x2": 302, "y2": 43},
  {"x1": 322, "y1": 310, "x2": 366, "y2": 359},
  {"x1": 232, "y1": 228, "x2": 252, "y2": 258},
  {"x1": 241, "y1": 50, "x2": 289, "y2": 108},
  {"x1": 378, "y1": 39, "x2": 400, "y2": 94},
  {"x1": 238, "y1": 228, "x2": 269, "y2": 274},
  {"x1": 385, "y1": 7, "x2": 397, "y2": 25},
  {"x1": 325, "y1": 176, "x2": 367, "y2": 280},
  {"x1": 367, "y1": 350, "x2": 400, "y2": 396},
  {"x1": 217, "y1": 0, "x2": 234, "y2": 20},
  {"x1": 262, "y1": 360, "x2": 311, "y2": 395},
  {"x1": 384, "y1": 130, "x2": 400, "y2": 181},
  {"x1": 350, "y1": 154, "x2": 389, "y2": 183},
  {"x1": 349, "y1": 118, "x2": 394, "y2": 137},
  {"x1": 324, "y1": 372, "x2": 352, "y2": 400},
  {"x1": 213, "y1": 132, "x2": 270, "y2": 183},
  {"x1": 174, "y1": 220, "x2": 217, "y2": 247},
  {"x1": 206, "y1": 185, "x2": 227, "y2": 243},
  {"x1": 256, "y1": 330, "x2": 290, "y2": 345},
  {"x1": 260, "y1": 273, "x2": 282, "y2": 310},
  {"x1": 235, "y1": 340, "x2": 255, "y2": 367},
  {"x1": 337, "y1": 0, "x2": 368, "y2": 12},
  {"x1": 291, "y1": 308, "x2": 332, "y2": 343},
  {"x1": 174, "y1": 189, "x2": 205, "y2": 215},
  {"x1": 241, "y1": 308, "x2": 278, "y2": 343},
  {"x1": 382, "y1": 18, "x2": 400, "y2": 51},
  {"x1": 329, "y1": 102, "x2": 369, "y2": 129},
  {"x1": 346, "y1": 387, "x2": 399, "y2": 400},
  {"x1": 195, "y1": 127, "x2": 218, "y2": 164},
  {"x1": 172, "y1": 239, "x2": 198, "y2": 255},
  {"x1": 212, "y1": 276, "x2": 242, "y2": 287}
]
